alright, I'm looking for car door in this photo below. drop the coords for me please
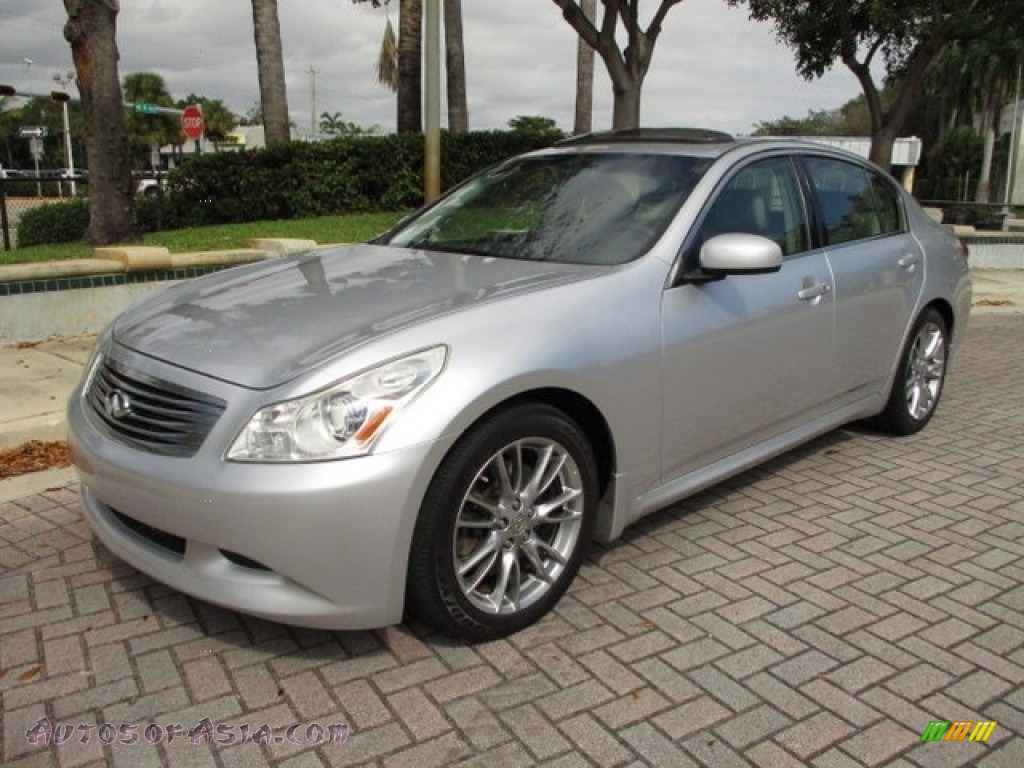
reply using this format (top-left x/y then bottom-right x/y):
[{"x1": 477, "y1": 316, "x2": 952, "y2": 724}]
[
  {"x1": 660, "y1": 155, "x2": 836, "y2": 483},
  {"x1": 802, "y1": 155, "x2": 925, "y2": 401}
]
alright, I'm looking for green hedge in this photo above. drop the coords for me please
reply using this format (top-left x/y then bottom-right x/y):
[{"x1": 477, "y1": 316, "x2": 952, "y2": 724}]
[
  {"x1": 14, "y1": 130, "x2": 561, "y2": 246},
  {"x1": 17, "y1": 198, "x2": 91, "y2": 248},
  {"x1": 164, "y1": 130, "x2": 559, "y2": 229}
]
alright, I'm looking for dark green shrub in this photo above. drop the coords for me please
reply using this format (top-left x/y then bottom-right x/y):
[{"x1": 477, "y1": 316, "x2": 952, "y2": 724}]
[
  {"x1": 12, "y1": 130, "x2": 564, "y2": 244},
  {"x1": 165, "y1": 130, "x2": 560, "y2": 229},
  {"x1": 17, "y1": 198, "x2": 90, "y2": 247}
]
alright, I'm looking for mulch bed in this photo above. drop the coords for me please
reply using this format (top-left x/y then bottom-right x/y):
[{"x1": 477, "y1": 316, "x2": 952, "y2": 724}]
[{"x1": 0, "y1": 440, "x2": 72, "y2": 480}]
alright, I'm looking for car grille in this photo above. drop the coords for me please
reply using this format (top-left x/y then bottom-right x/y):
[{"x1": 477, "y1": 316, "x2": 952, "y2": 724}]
[{"x1": 85, "y1": 356, "x2": 226, "y2": 457}]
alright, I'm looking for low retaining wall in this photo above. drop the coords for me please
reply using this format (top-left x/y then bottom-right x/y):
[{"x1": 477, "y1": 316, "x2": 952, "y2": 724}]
[{"x1": 0, "y1": 240, "x2": 317, "y2": 344}]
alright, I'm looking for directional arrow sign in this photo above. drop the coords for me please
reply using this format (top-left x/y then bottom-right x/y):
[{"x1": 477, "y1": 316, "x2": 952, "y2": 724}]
[{"x1": 19, "y1": 126, "x2": 46, "y2": 138}]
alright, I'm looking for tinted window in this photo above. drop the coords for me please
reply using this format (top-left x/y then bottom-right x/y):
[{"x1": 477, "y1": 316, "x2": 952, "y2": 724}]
[
  {"x1": 805, "y1": 156, "x2": 902, "y2": 246},
  {"x1": 696, "y1": 156, "x2": 809, "y2": 257},
  {"x1": 383, "y1": 153, "x2": 711, "y2": 265},
  {"x1": 869, "y1": 172, "x2": 904, "y2": 234}
]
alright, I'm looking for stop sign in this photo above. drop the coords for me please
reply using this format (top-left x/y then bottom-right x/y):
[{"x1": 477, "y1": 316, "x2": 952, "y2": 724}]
[{"x1": 181, "y1": 104, "x2": 204, "y2": 140}]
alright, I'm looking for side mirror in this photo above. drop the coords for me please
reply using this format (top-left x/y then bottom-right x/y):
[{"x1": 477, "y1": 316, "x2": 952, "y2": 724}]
[{"x1": 700, "y1": 233, "x2": 783, "y2": 274}]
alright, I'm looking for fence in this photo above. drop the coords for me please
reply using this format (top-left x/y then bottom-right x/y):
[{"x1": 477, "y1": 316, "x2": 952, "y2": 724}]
[{"x1": 0, "y1": 173, "x2": 86, "y2": 250}]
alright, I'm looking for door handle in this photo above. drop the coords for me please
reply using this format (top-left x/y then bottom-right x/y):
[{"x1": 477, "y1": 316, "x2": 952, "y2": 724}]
[
  {"x1": 898, "y1": 253, "x2": 921, "y2": 270},
  {"x1": 797, "y1": 282, "x2": 831, "y2": 301}
]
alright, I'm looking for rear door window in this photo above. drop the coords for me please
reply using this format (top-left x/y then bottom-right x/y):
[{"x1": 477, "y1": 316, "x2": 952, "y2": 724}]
[{"x1": 804, "y1": 156, "x2": 904, "y2": 246}]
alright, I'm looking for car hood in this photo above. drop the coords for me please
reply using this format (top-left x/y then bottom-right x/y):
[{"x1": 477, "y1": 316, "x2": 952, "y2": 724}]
[{"x1": 113, "y1": 243, "x2": 599, "y2": 389}]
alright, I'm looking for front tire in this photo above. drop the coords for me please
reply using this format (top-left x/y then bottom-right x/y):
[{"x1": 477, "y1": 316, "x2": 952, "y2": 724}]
[
  {"x1": 870, "y1": 308, "x2": 949, "y2": 435},
  {"x1": 406, "y1": 404, "x2": 598, "y2": 642}
]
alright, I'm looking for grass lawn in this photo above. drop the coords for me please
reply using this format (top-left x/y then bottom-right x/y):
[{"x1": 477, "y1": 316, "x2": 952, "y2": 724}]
[{"x1": 0, "y1": 212, "x2": 408, "y2": 266}]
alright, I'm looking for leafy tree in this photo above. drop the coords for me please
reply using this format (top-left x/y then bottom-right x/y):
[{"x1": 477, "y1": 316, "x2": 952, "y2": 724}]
[
  {"x1": 123, "y1": 72, "x2": 178, "y2": 166},
  {"x1": 319, "y1": 112, "x2": 378, "y2": 137},
  {"x1": 238, "y1": 103, "x2": 264, "y2": 126},
  {"x1": 551, "y1": 0, "x2": 686, "y2": 129},
  {"x1": 63, "y1": 0, "x2": 136, "y2": 245},
  {"x1": 0, "y1": 96, "x2": 76, "y2": 169},
  {"x1": 924, "y1": 33, "x2": 1024, "y2": 201},
  {"x1": 753, "y1": 92, "x2": 889, "y2": 137},
  {"x1": 251, "y1": 0, "x2": 291, "y2": 143},
  {"x1": 508, "y1": 115, "x2": 564, "y2": 138},
  {"x1": 727, "y1": 0, "x2": 1024, "y2": 171}
]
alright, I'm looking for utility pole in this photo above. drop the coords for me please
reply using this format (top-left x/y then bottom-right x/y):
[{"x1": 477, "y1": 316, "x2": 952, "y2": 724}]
[
  {"x1": 53, "y1": 71, "x2": 77, "y2": 196},
  {"x1": 424, "y1": 0, "x2": 441, "y2": 203},
  {"x1": 307, "y1": 66, "x2": 319, "y2": 138}
]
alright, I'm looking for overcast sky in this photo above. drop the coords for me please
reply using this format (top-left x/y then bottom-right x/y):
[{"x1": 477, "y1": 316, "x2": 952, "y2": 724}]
[{"x1": 0, "y1": 0, "x2": 863, "y2": 137}]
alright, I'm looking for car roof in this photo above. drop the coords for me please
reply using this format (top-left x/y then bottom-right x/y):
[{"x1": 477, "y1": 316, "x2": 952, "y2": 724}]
[{"x1": 545, "y1": 129, "x2": 876, "y2": 168}]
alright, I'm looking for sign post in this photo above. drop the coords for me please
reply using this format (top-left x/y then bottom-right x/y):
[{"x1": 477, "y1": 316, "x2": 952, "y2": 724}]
[{"x1": 21, "y1": 127, "x2": 47, "y2": 197}]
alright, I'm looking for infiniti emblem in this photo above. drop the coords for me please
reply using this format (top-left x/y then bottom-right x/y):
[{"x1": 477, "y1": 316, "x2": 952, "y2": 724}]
[{"x1": 104, "y1": 390, "x2": 133, "y2": 420}]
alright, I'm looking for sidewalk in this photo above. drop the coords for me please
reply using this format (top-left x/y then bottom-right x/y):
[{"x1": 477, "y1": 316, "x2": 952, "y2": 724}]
[{"x1": 1, "y1": 267, "x2": 1023, "y2": 497}]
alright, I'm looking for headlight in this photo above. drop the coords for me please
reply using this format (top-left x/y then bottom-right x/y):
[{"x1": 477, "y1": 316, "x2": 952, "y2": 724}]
[{"x1": 227, "y1": 346, "x2": 447, "y2": 462}]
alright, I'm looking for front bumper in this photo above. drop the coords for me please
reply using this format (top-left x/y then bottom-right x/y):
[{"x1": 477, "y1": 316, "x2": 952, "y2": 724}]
[{"x1": 68, "y1": 379, "x2": 448, "y2": 631}]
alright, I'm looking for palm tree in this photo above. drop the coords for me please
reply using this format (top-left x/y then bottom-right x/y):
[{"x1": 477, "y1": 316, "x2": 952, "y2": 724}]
[
  {"x1": 397, "y1": 0, "x2": 423, "y2": 133},
  {"x1": 357, "y1": 0, "x2": 468, "y2": 133},
  {"x1": 926, "y1": 32, "x2": 1024, "y2": 202},
  {"x1": 573, "y1": 0, "x2": 596, "y2": 134},
  {"x1": 123, "y1": 72, "x2": 178, "y2": 165},
  {"x1": 251, "y1": 0, "x2": 291, "y2": 144},
  {"x1": 444, "y1": 0, "x2": 468, "y2": 132}
]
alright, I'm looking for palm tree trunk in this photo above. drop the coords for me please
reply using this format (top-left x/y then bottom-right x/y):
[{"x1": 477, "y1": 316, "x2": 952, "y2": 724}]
[
  {"x1": 443, "y1": 0, "x2": 468, "y2": 133},
  {"x1": 573, "y1": 0, "x2": 596, "y2": 134},
  {"x1": 398, "y1": 0, "x2": 423, "y2": 134},
  {"x1": 251, "y1": 0, "x2": 291, "y2": 144}
]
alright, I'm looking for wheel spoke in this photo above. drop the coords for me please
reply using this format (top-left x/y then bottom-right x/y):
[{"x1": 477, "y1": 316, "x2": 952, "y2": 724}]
[
  {"x1": 534, "y1": 487, "x2": 583, "y2": 521},
  {"x1": 520, "y1": 537, "x2": 554, "y2": 583},
  {"x1": 533, "y1": 536, "x2": 568, "y2": 566},
  {"x1": 457, "y1": 532, "x2": 500, "y2": 582},
  {"x1": 488, "y1": 549, "x2": 521, "y2": 612},
  {"x1": 524, "y1": 443, "x2": 564, "y2": 501},
  {"x1": 494, "y1": 450, "x2": 517, "y2": 499}
]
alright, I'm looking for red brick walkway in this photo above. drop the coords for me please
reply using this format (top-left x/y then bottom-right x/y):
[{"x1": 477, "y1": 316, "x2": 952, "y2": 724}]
[{"x1": 2, "y1": 314, "x2": 1023, "y2": 767}]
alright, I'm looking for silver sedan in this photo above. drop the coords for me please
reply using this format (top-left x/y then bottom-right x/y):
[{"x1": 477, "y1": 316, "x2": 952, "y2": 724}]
[{"x1": 67, "y1": 130, "x2": 971, "y2": 641}]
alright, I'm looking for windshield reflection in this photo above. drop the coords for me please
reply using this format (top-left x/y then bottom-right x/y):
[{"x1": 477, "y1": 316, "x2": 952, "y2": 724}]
[{"x1": 382, "y1": 153, "x2": 711, "y2": 265}]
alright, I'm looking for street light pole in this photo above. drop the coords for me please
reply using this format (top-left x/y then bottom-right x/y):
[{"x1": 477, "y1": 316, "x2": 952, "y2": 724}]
[
  {"x1": 423, "y1": 0, "x2": 441, "y2": 203},
  {"x1": 53, "y1": 71, "x2": 77, "y2": 197}
]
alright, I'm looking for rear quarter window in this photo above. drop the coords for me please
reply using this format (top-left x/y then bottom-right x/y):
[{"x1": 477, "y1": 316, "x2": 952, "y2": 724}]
[{"x1": 804, "y1": 156, "x2": 904, "y2": 246}]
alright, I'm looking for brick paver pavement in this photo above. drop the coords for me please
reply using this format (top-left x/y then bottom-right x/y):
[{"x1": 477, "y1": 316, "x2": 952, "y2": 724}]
[{"x1": 2, "y1": 313, "x2": 1022, "y2": 768}]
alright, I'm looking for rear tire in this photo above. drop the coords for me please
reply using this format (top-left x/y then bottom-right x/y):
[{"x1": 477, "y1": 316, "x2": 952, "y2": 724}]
[
  {"x1": 869, "y1": 308, "x2": 948, "y2": 435},
  {"x1": 406, "y1": 404, "x2": 598, "y2": 642}
]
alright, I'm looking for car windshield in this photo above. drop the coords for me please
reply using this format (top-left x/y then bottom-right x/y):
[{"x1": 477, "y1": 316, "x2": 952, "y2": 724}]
[{"x1": 381, "y1": 152, "x2": 711, "y2": 265}]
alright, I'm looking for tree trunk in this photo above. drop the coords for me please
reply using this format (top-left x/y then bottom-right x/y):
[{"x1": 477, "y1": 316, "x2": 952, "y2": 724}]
[
  {"x1": 251, "y1": 0, "x2": 291, "y2": 144},
  {"x1": 398, "y1": 0, "x2": 423, "y2": 134},
  {"x1": 975, "y1": 95, "x2": 999, "y2": 203},
  {"x1": 868, "y1": 126, "x2": 897, "y2": 171},
  {"x1": 573, "y1": 0, "x2": 596, "y2": 135},
  {"x1": 611, "y1": 80, "x2": 643, "y2": 130},
  {"x1": 443, "y1": 0, "x2": 468, "y2": 133},
  {"x1": 63, "y1": 0, "x2": 136, "y2": 245}
]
